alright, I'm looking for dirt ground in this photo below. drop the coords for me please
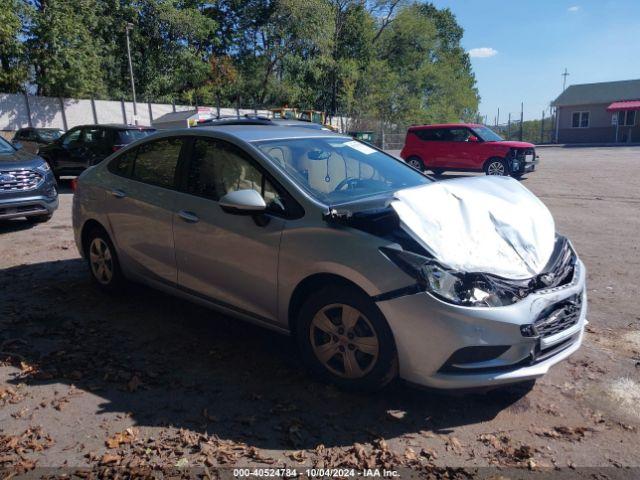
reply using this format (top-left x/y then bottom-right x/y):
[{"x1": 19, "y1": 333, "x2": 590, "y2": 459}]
[{"x1": 1, "y1": 146, "x2": 639, "y2": 477}]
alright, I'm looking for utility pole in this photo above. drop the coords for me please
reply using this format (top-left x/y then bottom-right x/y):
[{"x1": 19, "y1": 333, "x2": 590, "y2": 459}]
[
  {"x1": 125, "y1": 23, "x2": 138, "y2": 125},
  {"x1": 519, "y1": 102, "x2": 524, "y2": 141},
  {"x1": 562, "y1": 68, "x2": 570, "y2": 91}
]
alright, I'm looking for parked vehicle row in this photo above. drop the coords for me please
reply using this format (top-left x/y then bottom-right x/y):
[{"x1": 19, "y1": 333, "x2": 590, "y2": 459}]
[
  {"x1": 4, "y1": 121, "x2": 582, "y2": 394},
  {"x1": 70, "y1": 125, "x2": 585, "y2": 392}
]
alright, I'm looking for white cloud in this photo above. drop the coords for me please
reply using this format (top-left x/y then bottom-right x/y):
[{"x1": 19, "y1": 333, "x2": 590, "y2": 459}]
[
  {"x1": 468, "y1": 47, "x2": 498, "y2": 58},
  {"x1": 568, "y1": 5, "x2": 580, "y2": 12}
]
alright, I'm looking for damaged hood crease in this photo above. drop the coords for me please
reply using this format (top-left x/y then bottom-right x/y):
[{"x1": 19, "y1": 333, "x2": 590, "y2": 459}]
[{"x1": 389, "y1": 176, "x2": 556, "y2": 280}]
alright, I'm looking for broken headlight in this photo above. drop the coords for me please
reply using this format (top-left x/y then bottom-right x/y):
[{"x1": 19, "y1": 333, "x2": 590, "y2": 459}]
[{"x1": 380, "y1": 247, "x2": 532, "y2": 307}]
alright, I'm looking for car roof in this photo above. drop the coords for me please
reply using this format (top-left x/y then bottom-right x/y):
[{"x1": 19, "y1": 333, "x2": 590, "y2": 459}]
[
  {"x1": 69, "y1": 124, "x2": 156, "y2": 130},
  {"x1": 408, "y1": 123, "x2": 483, "y2": 130},
  {"x1": 191, "y1": 125, "x2": 346, "y2": 142},
  {"x1": 17, "y1": 127, "x2": 63, "y2": 131}
]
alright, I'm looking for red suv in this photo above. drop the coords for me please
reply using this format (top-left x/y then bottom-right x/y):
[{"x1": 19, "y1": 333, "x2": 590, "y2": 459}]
[{"x1": 400, "y1": 123, "x2": 538, "y2": 178}]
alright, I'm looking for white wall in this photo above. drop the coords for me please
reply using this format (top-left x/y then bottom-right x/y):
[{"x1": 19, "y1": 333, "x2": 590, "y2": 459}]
[{"x1": 1, "y1": 92, "x2": 347, "y2": 132}]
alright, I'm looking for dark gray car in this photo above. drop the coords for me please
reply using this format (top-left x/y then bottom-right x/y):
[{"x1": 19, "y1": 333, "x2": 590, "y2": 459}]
[{"x1": 0, "y1": 136, "x2": 58, "y2": 223}]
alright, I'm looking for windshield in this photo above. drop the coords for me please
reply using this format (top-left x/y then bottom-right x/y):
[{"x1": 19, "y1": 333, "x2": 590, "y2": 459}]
[
  {"x1": 472, "y1": 126, "x2": 504, "y2": 142},
  {"x1": 0, "y1": 136, "x2": 16, "y2": 153},
  {"x1": 254, "y1": 137, "x2": 430, "y2": 204},
  {"x1": 37, "y1": 129, "x2": 63, "y2": 142}
]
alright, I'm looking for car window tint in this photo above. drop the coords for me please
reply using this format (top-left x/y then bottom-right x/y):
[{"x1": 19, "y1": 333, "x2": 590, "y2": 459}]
[
  {"x1": 187, "y1": 138, "x2": 284, "y2": 210},
  {"x1": 82, "y1": 127, "x2": 108, "y2": 147},
  {"x1": 414, "y1": 129, "x2": 445, "y2": 141},
  {"x1": 132, "y1": 138, "x2": 182, "y2": 188},
  {"x1": 447, "y1": 128, "x2": 472, "y2": 142},
  {"x1": 109, "y1": 148, "x2": 137, "y2": 177},
  {"x1": 62, "y1": 129, "x2": 82, "y2": 146}
]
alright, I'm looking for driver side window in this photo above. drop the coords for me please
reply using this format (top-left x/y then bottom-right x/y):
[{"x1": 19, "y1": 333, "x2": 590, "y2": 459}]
[{"x1": 187, "y1": 138, "x2": 283, "y2": 211}]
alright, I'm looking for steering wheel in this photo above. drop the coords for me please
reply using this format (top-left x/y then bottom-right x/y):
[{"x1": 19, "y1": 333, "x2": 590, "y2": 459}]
[{"x1": 333, "y1": 177, "x2": 360, "y2": 192}]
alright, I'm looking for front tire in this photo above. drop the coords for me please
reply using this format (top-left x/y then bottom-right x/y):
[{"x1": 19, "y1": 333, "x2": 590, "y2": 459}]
[
  {"x1": 295, "y1": 285, "x2": 398, "y2": 391},
  {"x1": 86, "y1": 227, "x2": 124, "y2": 292},
  {"x1": 484, "y1": 158, "x2": 509, "y2": 176}
]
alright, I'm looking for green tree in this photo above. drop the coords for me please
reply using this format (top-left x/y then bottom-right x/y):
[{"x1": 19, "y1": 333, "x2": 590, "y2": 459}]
[
  {"x1": 0, "y1": 0, "x2": 29, "y2": 92},
  {"x1": 27, "y1": 0, "x2": 107, "y2": 97}
]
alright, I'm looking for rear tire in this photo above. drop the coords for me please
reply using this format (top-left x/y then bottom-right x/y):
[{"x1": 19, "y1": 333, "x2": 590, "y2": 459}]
[
  {"x1": 295, "y1": 285, "x2": 398, "y2": 391},
  {"x1": 85, "y1": 227, "x2": 124, "y2": 292},
  {"x1": 406, "y1": 156, "x2": 425, "y2": 172},
  {"x1": 484, "y1": 158, "x2": 509, "y2": 176}
]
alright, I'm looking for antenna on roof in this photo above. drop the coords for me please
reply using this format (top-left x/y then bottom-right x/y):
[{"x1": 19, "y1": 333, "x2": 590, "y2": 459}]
[{"x1": 562, "y1": 68, "x2": 570, "y2": 91}]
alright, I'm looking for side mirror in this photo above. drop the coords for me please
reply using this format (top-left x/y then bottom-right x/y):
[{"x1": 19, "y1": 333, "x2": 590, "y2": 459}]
[
  {"x1": 13, "y1": 142, "x2": 23, "y2": 150},
  {"x1": 467, "y1": 135, "x2": 480, "y2": 143},
  {"x1": 219, "y1": 189, "x2": 267, "y2": 215}
]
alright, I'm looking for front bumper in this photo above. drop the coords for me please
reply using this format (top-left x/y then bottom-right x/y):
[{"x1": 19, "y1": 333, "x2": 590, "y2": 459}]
[
  {"x1": 376, "y1": 259, "x2": 587, "y2": 389},
  {"x1": 0, "y1": 190, "x2": 59, "y2": 220}
]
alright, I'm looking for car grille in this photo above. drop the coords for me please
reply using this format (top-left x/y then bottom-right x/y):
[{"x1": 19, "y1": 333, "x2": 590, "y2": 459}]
[
  {"x1": 533, "y1": 294, "x2": 582, "y2": 338},
  {"x1": 514, "y1": 148, "x2": 535, "y2": 161},
  {"x1": 0, "y1": 169, "x2": 43, "y2": 193}
]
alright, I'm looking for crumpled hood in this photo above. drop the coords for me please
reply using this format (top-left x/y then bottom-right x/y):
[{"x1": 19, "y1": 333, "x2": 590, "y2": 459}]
[{"x1": 390, "y1": 176, "x2": 555, "y2": 279}]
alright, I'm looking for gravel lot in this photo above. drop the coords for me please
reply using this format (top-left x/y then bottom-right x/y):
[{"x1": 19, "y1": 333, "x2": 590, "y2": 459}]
[{"x1": 1, "y1": 146, "x2": 639, "y2": 476}]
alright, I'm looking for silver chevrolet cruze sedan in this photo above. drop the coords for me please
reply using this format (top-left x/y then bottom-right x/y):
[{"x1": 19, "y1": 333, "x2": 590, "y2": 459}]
[{"x1": 73, "y1": 126, "x2": 587, "y2": 391}]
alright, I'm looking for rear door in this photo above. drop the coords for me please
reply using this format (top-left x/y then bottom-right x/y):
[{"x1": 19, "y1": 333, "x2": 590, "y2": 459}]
[
  {"x1": 412, "y1": 128, "x2": 447, "y2": 168},
  {"x1": 172, "y1": 137, "x2": 286, "y2": 323},
  {"x1": 105, "y1": 137, "x2": 186, "y2": 285}
]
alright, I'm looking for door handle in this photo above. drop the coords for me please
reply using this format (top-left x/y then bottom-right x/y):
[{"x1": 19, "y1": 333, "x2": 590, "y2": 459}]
[
  {"x1": 110, "y1": 189, "x2": 126, "y2": 198},
  {"x1": 178, "y1": 210, "x2": 199, "y2": 223}
]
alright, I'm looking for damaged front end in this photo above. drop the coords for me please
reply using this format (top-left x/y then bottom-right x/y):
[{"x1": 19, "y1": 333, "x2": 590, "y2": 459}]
[
  {"x1": 323, "y1": 179, "x2": 576, "y2": 308},
  {"x1": 379, "y1": 235, "x2": 577, "y2": 308}
]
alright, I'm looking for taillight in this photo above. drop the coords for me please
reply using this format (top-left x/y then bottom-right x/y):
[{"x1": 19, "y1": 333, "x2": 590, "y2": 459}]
[{"x1": 70, "y1": 178, "x2": 78, "y2": 192}]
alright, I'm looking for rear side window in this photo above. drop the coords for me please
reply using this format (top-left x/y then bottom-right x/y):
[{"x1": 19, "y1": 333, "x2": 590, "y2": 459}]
[
  {"x1": 117, "y1": 129, "x2": 156, "y2": 144},
  {"x1": 132, "y1": 138, "x2": 183, "y2": 188},
  {"x1": 413, "y1": 129, "x2": 446, "y2": 141}
]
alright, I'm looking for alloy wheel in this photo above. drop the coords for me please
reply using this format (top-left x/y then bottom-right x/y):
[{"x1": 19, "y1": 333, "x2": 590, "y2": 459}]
[
  {"x1": 89, "y1": 238, "x2": 114, "y2": 285},
  {"x1": 309, "y1": 303, "x2": 380, "y2": 379},
  {"x1": 487, "y1": 161, "x2": 506, "y2": 175}
]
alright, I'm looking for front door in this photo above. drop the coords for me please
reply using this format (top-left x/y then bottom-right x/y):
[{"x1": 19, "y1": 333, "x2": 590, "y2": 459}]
[
  {"x1": 173, "y1": 137, "x2": 285, "y2": 323},
  {"x1": 105, "y1": 137, "x2": 185, "y2": 284},
  {"x1": 442, "y1": 127, "x2": 475, "y2": 168},
  {"x1": 54, "y1": 127, "x2": 83, "y2": 174}
]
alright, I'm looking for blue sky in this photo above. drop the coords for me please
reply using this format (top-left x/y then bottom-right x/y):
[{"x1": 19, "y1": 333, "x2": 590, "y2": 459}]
[{"x1": 430, "y1": 0, "x2": 640, "y2": 121}]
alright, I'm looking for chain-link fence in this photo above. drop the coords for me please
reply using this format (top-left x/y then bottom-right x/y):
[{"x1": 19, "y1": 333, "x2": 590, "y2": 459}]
[{"x1": 493, "y1": 115, "x2": 557, "y2": 145}]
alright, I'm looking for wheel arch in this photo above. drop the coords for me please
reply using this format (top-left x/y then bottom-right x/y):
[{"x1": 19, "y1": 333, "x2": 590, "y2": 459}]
[
  {"x1": 80, "y1": 219, "x2": 110, "y2": 258},
  {"x1": 287, "y1": 273, "x2": 371, "y2": 335},
  {"x1": 483, "y1": 156, "x2": 509, "y2": 173}
]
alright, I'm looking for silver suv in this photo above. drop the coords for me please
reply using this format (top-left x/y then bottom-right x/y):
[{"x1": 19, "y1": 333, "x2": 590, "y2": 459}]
[{"x1": 72, "y1": 126, "x2": 586, "y2": 391}]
